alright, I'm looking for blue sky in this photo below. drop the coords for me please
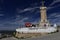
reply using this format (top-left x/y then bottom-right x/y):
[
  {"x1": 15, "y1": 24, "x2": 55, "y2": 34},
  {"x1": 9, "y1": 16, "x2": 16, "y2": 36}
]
[{"x1": 0, "y1": 0, "x2": 60, "y2": 30}]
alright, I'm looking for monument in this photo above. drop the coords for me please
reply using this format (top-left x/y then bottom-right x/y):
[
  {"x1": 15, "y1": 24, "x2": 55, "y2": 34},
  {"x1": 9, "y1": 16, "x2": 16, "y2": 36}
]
[
  {"x1": 39, "y1": 0, "x2": 50, "y2": 27},
  {"x1": 15, "y1": 0, "x2": 57, "y2": 38}
]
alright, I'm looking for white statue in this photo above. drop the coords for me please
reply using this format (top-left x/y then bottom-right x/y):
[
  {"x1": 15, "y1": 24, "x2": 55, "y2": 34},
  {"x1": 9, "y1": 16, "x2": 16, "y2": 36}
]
[
  {"x1": 54, "y1": 24, "x2": 57, "y2": 28},
  {"x1": 46, "y1": 23, "x2": 48, "y2": 26}
]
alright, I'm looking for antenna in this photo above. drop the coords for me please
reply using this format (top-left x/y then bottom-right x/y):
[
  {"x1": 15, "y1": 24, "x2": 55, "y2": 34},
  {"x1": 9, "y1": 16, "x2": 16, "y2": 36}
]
[{"x1": 42, "y1": 0, "x2": 44, "y2": 6}]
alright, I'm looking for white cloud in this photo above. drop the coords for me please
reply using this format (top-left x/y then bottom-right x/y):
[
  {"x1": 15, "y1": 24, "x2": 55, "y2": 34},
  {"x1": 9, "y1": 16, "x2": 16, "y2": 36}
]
[
  {"x1": 31, "y1": 21, "x2": 38, "y2": 24},
  {"x1": 54, "y1": 15, "x2": 60, "y2": 17},
  {"x1": 47, "y1": 4, "x2": 60, "y2": 10},
  {"x1": 50, "y1": 0, "x2": 60, "y2": 6},
  {"x1": 17, "y1": 7, "x2": 39, "y2": 13},
  {"x1": 12, "y1": 17, "x2": 29, "y2": 25},
  {"x1": 49, "y1": 13, "x2": 60, "y2": 18},
  {"x1": 16, "y1": 0, "x2": 60, "y2": 13},
  {"x1": 17, "y1": 8, "x2": 34, "y2": 13},
  {"x1": 48, "y1": 13, "x2": 57, "y2": 18},
  {"x1": 0, "y1": 14, "x2": 4, "y2": 16},
  {"x1": 47, "y1": 12, "x2": 60, "y2": 25},
  {"x1": 17, "y1": 6, "x2": 59, "y2": 14},
  {"x1": 19, "y1": 17, "x2": 28, "y2": 22}
]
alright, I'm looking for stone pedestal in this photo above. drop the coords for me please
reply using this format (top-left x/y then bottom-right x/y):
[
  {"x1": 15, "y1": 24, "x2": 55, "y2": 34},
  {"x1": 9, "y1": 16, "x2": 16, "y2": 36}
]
[{"x1": 15, "y1": 32, "x2": 47, "y2": 38}]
